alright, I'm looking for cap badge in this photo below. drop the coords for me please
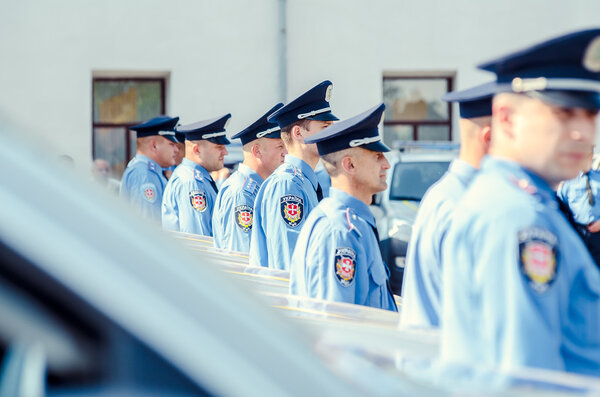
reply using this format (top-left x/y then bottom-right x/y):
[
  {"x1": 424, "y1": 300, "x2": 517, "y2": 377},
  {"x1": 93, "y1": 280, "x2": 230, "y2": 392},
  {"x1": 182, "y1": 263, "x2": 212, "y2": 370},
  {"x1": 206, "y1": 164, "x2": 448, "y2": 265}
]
[
  {"x1": 325, "y1": 84, "x2": 333, "y2": 102},
  {"x1": 583, "y1": 36, "x2": 600, "y2": 72}
]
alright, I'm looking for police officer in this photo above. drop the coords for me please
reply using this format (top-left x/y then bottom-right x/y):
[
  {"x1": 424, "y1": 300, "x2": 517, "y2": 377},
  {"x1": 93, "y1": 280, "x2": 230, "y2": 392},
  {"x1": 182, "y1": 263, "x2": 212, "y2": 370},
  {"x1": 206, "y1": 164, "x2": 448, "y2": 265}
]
[
  {"x1": 558, "y1": 149, "x2": 600, "y2": 265},
  {"x1": 249, "y1": 81, "x2": 339, "y2": 270},
  {"x1": 162, "y1": 114, "x2": 230, "y2": 236},
  {"x1": 164, "y1": 132, "x2": 186, "y2": 180},
  {"x1": 400, "y1": 82, "x2": 494, "y2": 329},
  {"x1": 212, "y1": 103, "x2": 287, "y2": 252},
  {"x1": 441, "y1": 29, "x2": 600, "y2": 376},
  {"x1": 289, "y1": 103, "x2": 397, "y2": 311},
  {"x1": 120, "y1": 115, "x2": 180, "y2": 222}
]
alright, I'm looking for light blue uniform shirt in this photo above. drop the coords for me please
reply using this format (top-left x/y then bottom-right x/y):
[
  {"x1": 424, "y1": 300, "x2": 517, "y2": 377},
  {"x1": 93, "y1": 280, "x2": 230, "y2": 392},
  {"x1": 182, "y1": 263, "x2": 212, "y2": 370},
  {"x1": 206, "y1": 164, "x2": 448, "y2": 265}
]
[
  {"x1": 558, "y1": 170, "x2": 600, "y2": 226},
  {"x1": 212, "y1": 164, "x2": 263, "y2": 252},
  {"x1": 400, "y1": 159, "x2": 477, "y2": 328},
  {"x1": 249, "y1": 155, "x2": 319, "y2": 270},
  {"x1": 316, "y1": 167, "x2": 331, "y2": 198},
  {"x1": 162, "y1": 158, "x2": 217, "y2": 236},
  {"x1": 441, "y1": 157, "x2": 600, "y2": 376},
  {"x1": 120, "y1": 154, "x2": 167, "y2": 223},
  {"x1": 289, "y1": 188, "x2": 397, "y2": 311}
]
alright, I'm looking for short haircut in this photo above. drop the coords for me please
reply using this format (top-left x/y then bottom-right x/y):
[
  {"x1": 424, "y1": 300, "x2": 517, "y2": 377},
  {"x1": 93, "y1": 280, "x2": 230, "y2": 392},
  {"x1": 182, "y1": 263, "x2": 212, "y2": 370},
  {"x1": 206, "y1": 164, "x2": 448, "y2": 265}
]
[
  {"x1": 280, "y1": 119, "x2": 312, "y2": 146},
  {"x1": 321, "y1": 148, "x2": 355, "y2": 177}
]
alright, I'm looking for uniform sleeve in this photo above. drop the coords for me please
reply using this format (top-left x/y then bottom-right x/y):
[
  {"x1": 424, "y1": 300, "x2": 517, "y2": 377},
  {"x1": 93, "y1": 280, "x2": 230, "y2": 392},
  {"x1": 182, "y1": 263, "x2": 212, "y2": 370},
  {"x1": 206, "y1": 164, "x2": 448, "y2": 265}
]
[
  {"x1": 267, "y1": 178, "x2": 314, "y2": 270},
  {"x1": 162, "y1": 179, "x2": 180, "y2": 231},
  {"x1": 213, "y1": 187, "x2": 253, "y2": 252},
  {"x1": 125, "y1": 170, "x2": 162, "y2": 223},
  {"x1": 178, "y1": 179, "x2": 213, "y2": 236},
  {"x1": 472, "y1": 212, "x2": 564, "y2": 370},
  {"x1": 305, "y1": 226, "x2": 361, "y2": 304}
]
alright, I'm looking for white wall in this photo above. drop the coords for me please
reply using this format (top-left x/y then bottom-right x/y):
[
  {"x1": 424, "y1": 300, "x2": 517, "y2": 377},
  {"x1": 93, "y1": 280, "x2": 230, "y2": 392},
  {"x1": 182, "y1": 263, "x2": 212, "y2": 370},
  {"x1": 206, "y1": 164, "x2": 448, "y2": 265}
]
[{"x1": 1, "y1": 0, "x2": 599, "y2": 169}]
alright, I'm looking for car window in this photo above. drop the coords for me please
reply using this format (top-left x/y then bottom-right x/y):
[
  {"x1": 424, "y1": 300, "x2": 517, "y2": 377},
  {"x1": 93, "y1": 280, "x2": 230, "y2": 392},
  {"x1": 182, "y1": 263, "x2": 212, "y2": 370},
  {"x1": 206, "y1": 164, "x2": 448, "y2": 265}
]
[{"x1": 389, "y1": 161, "x2": 450, "y2": 201}]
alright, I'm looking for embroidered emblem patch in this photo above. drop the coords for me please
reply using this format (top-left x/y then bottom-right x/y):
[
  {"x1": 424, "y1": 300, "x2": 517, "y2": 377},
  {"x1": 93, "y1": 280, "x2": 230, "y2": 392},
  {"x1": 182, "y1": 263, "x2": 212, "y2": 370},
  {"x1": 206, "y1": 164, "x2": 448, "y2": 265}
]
[
  {"x1": 280, "y1": 195, "x2": 304, "y2": 227},
  {"x1": 334, "y1": 247, "x2": 356, "y2": 287},
  {"x1": 518, "y1": 227, "x2": 558, "y2": 293},
  {"x1": 189, "y1": 190, "x2": 207, "y2": 212},
  {"x1": 141, "y1": 183, "x2": 157, "y2": 203},
  {"x1": 235, "y1": 205, "x2": 253, "y2": 232}
]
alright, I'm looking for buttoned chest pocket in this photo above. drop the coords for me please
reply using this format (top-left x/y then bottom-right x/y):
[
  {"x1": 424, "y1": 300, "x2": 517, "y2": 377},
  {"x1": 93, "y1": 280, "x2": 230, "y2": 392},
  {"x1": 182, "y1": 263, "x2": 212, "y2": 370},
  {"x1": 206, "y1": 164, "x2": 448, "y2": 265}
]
[{"x1": 368, "y1": 262, "x2": 388, "y2": 307}]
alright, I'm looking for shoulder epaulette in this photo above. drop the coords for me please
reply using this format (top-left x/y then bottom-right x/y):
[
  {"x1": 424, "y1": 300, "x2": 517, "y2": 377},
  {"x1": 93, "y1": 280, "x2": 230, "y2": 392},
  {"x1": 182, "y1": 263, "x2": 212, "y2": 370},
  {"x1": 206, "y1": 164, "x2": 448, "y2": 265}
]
[{"x1": 242, "y1": 177, "x2": 260, "y2": 195}]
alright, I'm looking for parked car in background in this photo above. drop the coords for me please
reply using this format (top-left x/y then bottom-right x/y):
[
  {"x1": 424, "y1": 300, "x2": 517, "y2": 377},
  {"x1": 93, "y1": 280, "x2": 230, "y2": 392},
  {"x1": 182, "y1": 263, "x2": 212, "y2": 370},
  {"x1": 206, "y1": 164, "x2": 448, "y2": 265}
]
[{"x1": 371, "y1": 143, "x2": 459, "y2": 295}]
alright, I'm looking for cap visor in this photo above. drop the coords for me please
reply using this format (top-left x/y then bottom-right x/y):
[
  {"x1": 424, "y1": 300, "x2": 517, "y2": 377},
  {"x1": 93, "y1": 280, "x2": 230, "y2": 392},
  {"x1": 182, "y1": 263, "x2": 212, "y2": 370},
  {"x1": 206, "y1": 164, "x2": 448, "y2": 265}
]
[
  {"x1": 362, "y1": 140, "x2": 391, "y2": 153},
  {"x1": 163, "y1": 135, "x2": 179, "y2": 144},
  {"x1": 308, "y1": 112, "x2": 340, "y2": 122},
  {"x1": 528, "y1": 90, "x2": 600, "y2": 110},
  {"x1": 208, "y1": 136, "x2": 231, "y2": 145}
]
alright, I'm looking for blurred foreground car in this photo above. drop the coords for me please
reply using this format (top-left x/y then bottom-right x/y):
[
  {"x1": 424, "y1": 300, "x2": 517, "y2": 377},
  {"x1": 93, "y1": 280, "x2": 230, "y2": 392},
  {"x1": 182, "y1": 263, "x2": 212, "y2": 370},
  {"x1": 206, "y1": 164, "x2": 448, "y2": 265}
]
[
  {"x1": 0, "y1": 123, "x2": 363, "y2": 397},
  {"x1": 371, "y1": 143, "x2": 458, "y2": 295}
]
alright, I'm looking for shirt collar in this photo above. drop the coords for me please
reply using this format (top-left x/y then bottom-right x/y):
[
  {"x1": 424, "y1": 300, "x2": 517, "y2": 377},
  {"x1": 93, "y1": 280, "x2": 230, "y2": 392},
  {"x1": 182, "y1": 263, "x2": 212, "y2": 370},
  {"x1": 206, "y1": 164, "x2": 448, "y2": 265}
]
[
  {"x1": 237, "y1": 163, "x2": 264, "y2": 185},
  {"x1": 449, "y1": 159, "x2": 478, "y2": 185},
  {"x1": 285, "y1": 155, "x2": 318, "y2": 189},
  {"x1": 182, "y1": 158, "x2": 212, "y2": 180},
  {"x1": 136, "y1": 154, "x2": 161, "y2": 172},
  {"x1": 482, "y1": 156, "x2": 556, "y2": 203},
  {"x1": 329, "y1": 187, "x2": 376, "y2": 228}
]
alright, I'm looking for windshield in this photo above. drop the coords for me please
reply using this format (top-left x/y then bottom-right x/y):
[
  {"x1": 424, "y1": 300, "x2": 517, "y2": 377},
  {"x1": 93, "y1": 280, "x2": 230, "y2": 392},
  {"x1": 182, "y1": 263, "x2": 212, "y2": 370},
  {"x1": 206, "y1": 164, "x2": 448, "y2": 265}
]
[{"x1": 389, "y1": 161, "x2": 450, "y2": 201}]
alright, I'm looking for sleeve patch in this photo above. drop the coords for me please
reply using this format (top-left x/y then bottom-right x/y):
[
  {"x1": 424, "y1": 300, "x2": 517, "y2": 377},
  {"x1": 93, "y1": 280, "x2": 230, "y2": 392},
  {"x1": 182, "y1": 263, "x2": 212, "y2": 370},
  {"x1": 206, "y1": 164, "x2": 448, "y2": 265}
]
[
  {"x1": 280, "y1": 194, "x2": 304, "y2": 227},
  {"x1": 235, "y1": 205, "x2": 253, "y2": 232},
  {"x1": 141, "y1": 183, "x2": 157, "y2": 203},
  {"x1": 189, "y1": 190, "x2": 207, "y2": 212},
  {"x1": 334, "y1": 247, "x2": 356, "y2": 287},
  {"x1": 518, "y1": 227, "x2": 558, "y2": 293}
]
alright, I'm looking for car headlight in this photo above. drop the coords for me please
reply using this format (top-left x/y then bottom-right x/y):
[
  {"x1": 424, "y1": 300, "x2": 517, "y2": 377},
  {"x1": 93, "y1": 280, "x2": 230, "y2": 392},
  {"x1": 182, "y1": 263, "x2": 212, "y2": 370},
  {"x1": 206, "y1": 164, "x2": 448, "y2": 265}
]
[{"x1": 388, "y1": 218, "x2": 412, "y2": 241}]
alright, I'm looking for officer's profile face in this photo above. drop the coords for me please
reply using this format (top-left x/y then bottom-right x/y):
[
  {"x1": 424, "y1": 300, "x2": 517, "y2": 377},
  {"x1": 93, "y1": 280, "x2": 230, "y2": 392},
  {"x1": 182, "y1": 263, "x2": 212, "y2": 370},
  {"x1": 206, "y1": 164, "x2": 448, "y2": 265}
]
[
  {"x1": 508, "y1": 95, "x2": 597, "y2": 184},
  {"x1": 196, "y1": 140, "x2": 228, "y2": 172},
  {"x1": 351, "y1": 149, "x2": 390, "y2": 194},
  {"x1": 258, "y1": 137, "x2": 286, "y2": 175},
  {"x1": 155, "y1": 137, "x2": 179, "y2": 168}
]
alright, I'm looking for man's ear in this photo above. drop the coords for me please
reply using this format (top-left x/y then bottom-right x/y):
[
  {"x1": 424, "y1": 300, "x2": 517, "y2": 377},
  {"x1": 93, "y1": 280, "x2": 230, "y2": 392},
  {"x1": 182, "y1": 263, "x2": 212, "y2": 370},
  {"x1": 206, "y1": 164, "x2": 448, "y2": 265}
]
[
  {"x1": 340, "y1": 155, "x2": 355, "y2": 174},
  {"x1": 251, "y1": 142, "x2": 261, "y2": 158},
  {"x1": 291, "y1": 124, "x2": 303, "y2": 141}
]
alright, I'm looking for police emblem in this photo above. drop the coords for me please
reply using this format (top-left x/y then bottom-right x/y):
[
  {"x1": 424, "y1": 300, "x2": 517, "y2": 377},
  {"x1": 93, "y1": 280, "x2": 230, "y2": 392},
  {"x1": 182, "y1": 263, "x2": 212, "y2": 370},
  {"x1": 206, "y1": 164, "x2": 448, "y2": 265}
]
[
  {"x1": 235, "y1": 205, "x2": 253, "y2": 232},
  {"x1": 518, "y1": 227, "x2": 558, "y2": 293},
  {"x1": 279, "y1": 195, "x2": 304, "y2": 228},
  {"x1": 141, "y1": 183, "x2": 157, "y2": 203},
  {"x1": 334, "y1": 247, "x2": 356, "y2": 287},
  {"x1": 189, "y1": 190, "x2": 207, "y2": 212}
]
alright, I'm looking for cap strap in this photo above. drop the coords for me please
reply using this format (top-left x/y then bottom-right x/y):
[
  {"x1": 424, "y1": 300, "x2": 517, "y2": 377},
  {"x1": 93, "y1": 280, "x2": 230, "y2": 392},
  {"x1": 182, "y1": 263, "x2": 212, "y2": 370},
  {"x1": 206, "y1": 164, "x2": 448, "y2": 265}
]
[
  {"x1": 202, "y1": 131, "x2": 227, "y2": 139},
  {"x1": 256, "y1": 126, "x2": 280, "y2": 138},
  {"x1": 349, "y1": 136, "x2": 382, "y2": 147},
  {"x1": 158, "y1": 130, "x2": 176, "y2": 136},
  {"x1": 512, "y1": 77, "x2": 600, "y2": 93},
  {"x1": 297, "y1": 107, "x2": 331, "y2": 119}
]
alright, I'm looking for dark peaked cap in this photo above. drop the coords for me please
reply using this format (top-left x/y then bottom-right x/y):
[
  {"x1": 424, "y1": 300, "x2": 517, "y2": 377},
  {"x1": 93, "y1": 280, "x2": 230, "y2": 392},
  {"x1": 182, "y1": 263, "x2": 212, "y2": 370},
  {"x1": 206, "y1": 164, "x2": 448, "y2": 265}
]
[
  {"x1": 305, "y1": 103, "x2": 390, "y2": 156},
  {"x1": 441, "y1": 82, "x2": 495, "y2": 118},
  {"x1": 231, "y1": 103, "x2": 284, "y2": 145},
  {"x1": 130, "y1": 115, "x2": 180, "y2": 143},
  {"x1": 176, "y1": 114, "x2": 232, "y2": 145}
]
